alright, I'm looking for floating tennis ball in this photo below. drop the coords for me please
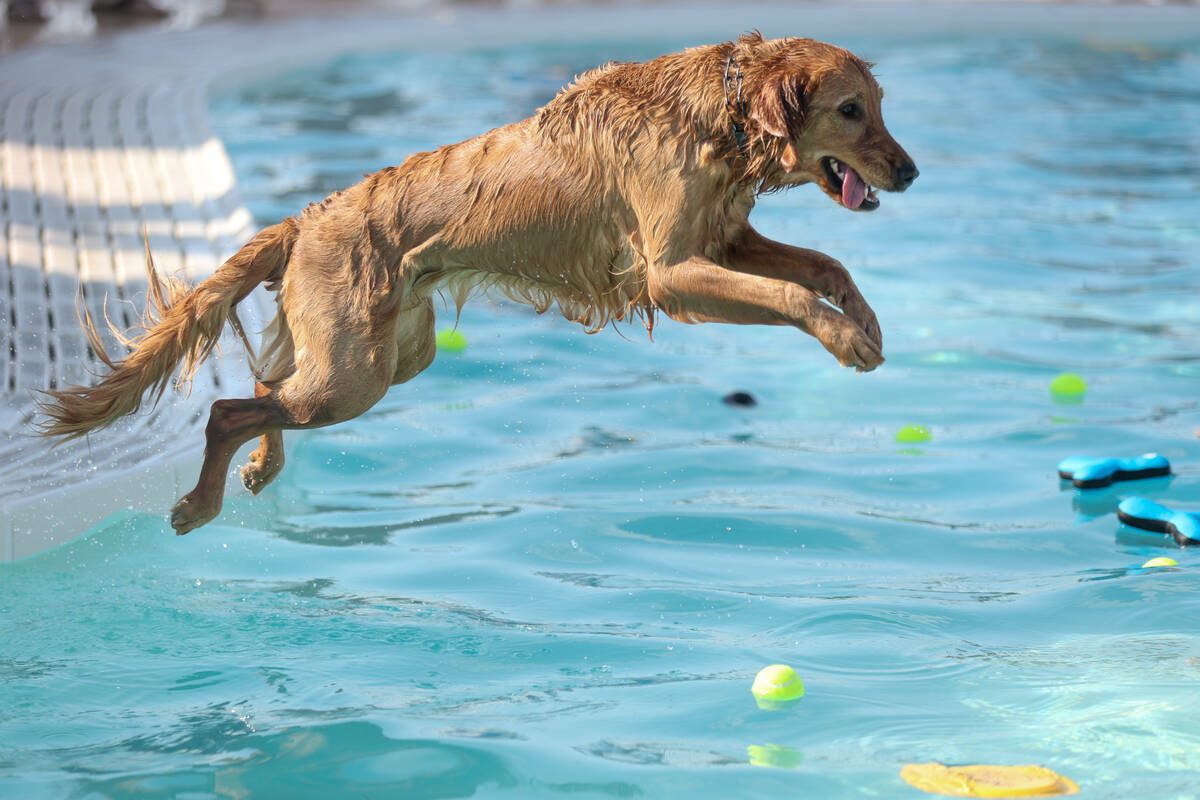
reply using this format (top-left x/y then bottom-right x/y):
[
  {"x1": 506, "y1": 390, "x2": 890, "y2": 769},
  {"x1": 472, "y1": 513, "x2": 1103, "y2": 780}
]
[
  {"x1": 1142, "y1": 557, "x2": 1178, "y2": 568},
  {"x1": 751, "y1": 664, "x2": 804, "y2": 709},
  {"x1": 435, "y1": 329, "x2": 468, "y2": 353},
  {"x1": 900, "y1": 762, "x2": 1079, "y2": 797},
  {"x1": 1050, "y1": 372, "x2": 1087, "y2": 398},
  {"x1": 896, "y1": 424, "x2": 931, "y2": 444}
]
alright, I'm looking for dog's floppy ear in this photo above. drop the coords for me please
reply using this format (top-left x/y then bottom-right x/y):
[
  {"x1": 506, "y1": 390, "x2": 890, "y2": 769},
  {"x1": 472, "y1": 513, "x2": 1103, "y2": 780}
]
[
  {"x1": 750, "y1": 75, "x2": 806, "y2": 138},
  {"x1": 749, "y1": 74, "x2": 807, "y2": 171}
]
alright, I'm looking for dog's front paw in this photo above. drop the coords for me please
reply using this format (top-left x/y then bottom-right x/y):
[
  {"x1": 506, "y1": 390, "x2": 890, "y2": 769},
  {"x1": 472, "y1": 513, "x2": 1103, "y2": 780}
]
[
  {"x1": 842, "y1": 297, "x2": 882, "y2": 352},
  {"x1": 812, "y1": 308, "x2": 884, "y2": 372},
  {"x1": 842, "y1": 326, "x2": 885, "y2": 373}
]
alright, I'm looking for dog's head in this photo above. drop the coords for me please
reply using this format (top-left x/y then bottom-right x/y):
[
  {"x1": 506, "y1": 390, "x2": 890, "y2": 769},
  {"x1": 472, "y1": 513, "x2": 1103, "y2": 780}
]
[{"x1": 743, "y1": 37, "x2": 917, "y2": 211}]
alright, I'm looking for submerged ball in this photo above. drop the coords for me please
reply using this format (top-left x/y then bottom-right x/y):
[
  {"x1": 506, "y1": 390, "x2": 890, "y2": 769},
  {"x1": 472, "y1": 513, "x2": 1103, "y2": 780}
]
[
  {"x1": 436, "y1": 329, "x2": 468, "y2": 353},
  {"x1": 895, "y1": 424, "x2": 931, "y2": 444},
  {"x1": 1142, "y1": 557, "x2": 1178, "y2": 568},
  {"x1": 1050, "y1": 372, "x2": 1087, "y2": 398},
  {"x1": 723, "y1": 391, "x2": 758, "y2": 408},
  {"x1": 752, "y1": 664, "x2": 805, "y2": 709}
]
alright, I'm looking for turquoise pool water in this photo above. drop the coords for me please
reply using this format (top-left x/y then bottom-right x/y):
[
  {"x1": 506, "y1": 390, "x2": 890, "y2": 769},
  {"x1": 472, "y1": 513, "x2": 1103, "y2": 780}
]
[{"x1": 5, "y1": 19, "x2": 1200, "y2": 799}]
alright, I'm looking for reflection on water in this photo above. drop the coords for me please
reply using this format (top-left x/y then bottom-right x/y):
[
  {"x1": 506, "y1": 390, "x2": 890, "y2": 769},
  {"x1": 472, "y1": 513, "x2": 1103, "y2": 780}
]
[
  {"x1": 583, "y1": 738, "x2": 744, "y2": 767},
  {"x1": 747, "y1": 743, "x2": 804, "y2": 769}
]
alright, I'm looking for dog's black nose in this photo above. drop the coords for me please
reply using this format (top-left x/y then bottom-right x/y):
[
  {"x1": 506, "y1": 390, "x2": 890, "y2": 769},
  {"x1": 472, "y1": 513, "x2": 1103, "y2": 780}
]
[{"x1": 895, "y1": 162, "x2": 919, "y2": 190}]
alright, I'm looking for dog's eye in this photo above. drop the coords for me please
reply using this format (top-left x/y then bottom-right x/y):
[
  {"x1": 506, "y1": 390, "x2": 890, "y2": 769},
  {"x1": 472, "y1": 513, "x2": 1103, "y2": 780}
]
[{"x1": 839, "y1": 103, "x2": 861, "y2": 119}]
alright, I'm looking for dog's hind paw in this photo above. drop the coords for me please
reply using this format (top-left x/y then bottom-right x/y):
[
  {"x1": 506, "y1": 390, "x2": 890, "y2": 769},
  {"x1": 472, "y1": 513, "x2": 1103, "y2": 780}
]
[
  {"x1": 241, "y1": 462, "x2": 279, "y2": 495},
  {"x1": 170, "y1": 493, "x2": 219, "y2": 535},
  {"x1": 241, "y1": 443, "x2": 284, "y2": 495}
]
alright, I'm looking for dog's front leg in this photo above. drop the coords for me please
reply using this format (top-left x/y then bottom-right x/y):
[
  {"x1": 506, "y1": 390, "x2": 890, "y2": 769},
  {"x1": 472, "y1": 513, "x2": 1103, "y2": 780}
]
[
  {"x1": 726, "y1": 227, "x2": 881, "y2": 351},
  {"x1": 646, "y1": 256, "x2": 883, "y2": 372}
]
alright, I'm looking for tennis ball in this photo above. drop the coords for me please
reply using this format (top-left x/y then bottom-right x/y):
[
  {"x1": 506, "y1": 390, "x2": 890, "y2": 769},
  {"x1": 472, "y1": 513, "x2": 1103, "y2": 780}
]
[
  {"x1": 752, "y1": 664, "x2": 805, "y2": 709},
  {"x1": 435, "y1": 329, "x2": 468, "y2": 353},
  {"x1": 1142, "y1": 557, "x2": 1178, "y2": 568},
  {"x1": 1050, "y1": 372, "x2": 1087, "y2": 398},
  {"x1": 895, "y1": 424, "x2": 931, "y2": 444}
]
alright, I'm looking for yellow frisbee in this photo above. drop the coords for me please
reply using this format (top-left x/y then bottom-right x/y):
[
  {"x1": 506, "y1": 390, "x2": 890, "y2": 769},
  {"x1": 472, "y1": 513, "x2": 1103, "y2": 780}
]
[{"x1": 900, "y1": 762, "x2": 1079, "y2": 797}]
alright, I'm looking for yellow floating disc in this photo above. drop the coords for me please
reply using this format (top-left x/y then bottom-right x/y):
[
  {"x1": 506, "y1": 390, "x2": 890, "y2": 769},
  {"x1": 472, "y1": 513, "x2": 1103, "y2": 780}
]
[{"x1": 900, "y1": 762, "x2": 1079, "y2": 797}]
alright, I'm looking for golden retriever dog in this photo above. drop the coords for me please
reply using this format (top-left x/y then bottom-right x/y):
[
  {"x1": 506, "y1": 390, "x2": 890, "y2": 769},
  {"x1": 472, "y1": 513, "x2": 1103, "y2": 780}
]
[{"x1": 39, "y1": 33, "x2": 917, "y2": 534}]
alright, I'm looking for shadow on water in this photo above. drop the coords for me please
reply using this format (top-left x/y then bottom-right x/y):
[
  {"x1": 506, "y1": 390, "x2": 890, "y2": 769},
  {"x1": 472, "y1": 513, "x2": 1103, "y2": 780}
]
[
  {"x1": 274, "y1": 504, "x2": 520, "y2": 547},
  {"x1": 75, "y1": 720, "x2": 517, "y2": 800}
]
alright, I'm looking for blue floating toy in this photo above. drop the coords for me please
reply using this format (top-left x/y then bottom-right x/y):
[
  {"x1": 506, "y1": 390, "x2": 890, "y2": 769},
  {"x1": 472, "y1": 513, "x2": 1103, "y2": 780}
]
[
  {"x1": 1056, "y1": 453, "x2": 1170, "y2": 489},
  {"x1": 1117, "y1": 497, "x2": 1200, "y2": 546}
]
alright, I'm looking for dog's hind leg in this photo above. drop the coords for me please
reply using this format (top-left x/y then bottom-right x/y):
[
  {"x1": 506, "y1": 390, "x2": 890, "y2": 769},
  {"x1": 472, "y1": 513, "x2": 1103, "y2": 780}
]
[
  {"x1": 171, "y1": 392, "x2": 292, "y2": 534},
  {"x1": 171, "y1": 314, "x2": 401, "y2": 534}
]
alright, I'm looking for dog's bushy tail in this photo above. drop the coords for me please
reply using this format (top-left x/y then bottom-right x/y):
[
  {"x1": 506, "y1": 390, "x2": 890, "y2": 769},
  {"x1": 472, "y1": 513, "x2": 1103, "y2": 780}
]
[{"x1": 37, "y1": 219, "x2": 299, "y2": 440}]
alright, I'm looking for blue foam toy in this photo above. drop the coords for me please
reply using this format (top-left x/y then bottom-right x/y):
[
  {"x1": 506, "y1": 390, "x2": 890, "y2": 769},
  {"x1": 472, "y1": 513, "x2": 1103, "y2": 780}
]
[
  {"x1": 1056, "y1": 453, "x2": 1170, "y2": 489},
  {"x1": 1117, "y1": 497, "x2": 1200, "y2": 546}
]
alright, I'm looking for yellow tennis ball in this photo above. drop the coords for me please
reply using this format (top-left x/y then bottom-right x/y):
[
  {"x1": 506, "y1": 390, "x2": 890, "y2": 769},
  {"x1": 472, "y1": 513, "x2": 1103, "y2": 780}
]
[
  {"x1": 752, "y1": 664, "x2": 804, "y2": 709},
  {"x1": 896, "y1": 424, "x2": 931, "y2": 443},
  {"x1": 1142, "y1": 557, "x2": 1178, "y2": 568},
  {"x1": 435, "y1": 329, "x2": 468, "y2": 353},
  {"x1": 1050, "y1": 372, "x2": 1087, "y2": 397}
]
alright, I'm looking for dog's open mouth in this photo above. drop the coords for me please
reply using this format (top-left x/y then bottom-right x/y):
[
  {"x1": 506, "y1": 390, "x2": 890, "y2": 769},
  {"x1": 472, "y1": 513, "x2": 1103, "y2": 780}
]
[{"x1": 823, "y1": 157, "x2": 879, "y2": 211}]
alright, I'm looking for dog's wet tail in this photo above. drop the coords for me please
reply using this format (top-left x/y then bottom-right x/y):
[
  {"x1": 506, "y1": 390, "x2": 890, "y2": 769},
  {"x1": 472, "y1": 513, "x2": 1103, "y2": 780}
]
[{"x1": 37, "y1": 219, "x2": 299, "y2": 440}]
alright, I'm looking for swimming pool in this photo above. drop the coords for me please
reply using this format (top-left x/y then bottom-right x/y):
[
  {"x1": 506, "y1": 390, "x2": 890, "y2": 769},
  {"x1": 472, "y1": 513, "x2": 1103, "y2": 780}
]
[{"x1": 3, "y1": 8, "x2": 1200, "y2": 798}]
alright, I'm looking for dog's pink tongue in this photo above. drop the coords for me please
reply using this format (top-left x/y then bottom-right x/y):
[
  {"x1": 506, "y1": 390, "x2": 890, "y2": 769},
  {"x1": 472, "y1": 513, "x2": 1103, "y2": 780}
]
[{"x1": 841, "y1": 166, "x2": 866, "y2": 209}]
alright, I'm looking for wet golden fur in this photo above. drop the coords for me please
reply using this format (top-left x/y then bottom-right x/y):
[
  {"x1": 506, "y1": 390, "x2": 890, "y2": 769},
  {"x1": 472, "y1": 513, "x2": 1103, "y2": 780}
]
[{"x1": 39, "y1": 33, "x2": 917, "y2": 533}]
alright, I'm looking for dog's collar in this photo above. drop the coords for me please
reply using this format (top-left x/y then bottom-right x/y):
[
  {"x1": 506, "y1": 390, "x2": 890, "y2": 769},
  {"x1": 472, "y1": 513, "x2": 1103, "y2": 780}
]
[{"x1": 723, "y1": 53, "x2": 749, "y2": 157}]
